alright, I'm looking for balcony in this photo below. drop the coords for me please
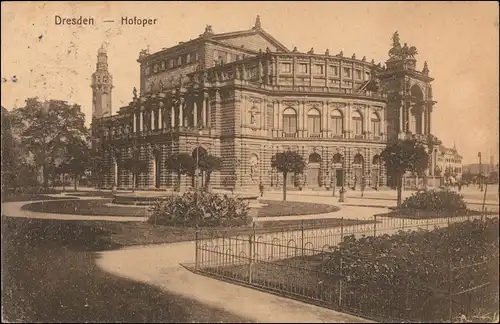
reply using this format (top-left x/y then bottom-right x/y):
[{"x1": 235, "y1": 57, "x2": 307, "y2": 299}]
[
  {"x1": 256, "y1": 84, "x2": 387, "y2": 100},
  {"x1": 309, "y1": 133, "x2": 322, "y2": 138},
  {"x1": 283, "y1": 132, "x2": 297, "y2": 138}
]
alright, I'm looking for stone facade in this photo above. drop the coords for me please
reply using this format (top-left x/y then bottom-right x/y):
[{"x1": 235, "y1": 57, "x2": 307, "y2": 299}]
[{"x1": 91, "y1": 17, "x2": 439, "y2": 191}]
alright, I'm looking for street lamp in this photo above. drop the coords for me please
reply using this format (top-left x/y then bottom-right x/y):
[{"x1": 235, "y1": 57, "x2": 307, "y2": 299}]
[
  {"x1": 477, "y1": 152, "x2": 484, "y2": 191},
  {"x1": 339, "y1": 155, "x2": 346, "y2": 202},
  {"x1": 195, "y1": 122, "x2": 202, "y2": 189}
]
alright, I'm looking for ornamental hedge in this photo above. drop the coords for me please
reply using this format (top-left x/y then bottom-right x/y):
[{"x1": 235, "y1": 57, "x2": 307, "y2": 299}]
[
  {"x1": 401, "y1": 189, "x2": 467, "y2": 212},
  {"x1": 148, "y1": 190, "x2": 252, "y2": 227},
  {"x1": 322, "y1": 218, "x2": 499, "y2": 322}
]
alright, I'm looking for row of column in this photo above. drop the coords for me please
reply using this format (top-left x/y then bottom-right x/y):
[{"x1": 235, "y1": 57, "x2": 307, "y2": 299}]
[
  {"x1": 131, "y1": 95, "x2": 211, "y2": 133},
  {"x1": 399, "y1": 101, "x2": 433, "y2": 135}
]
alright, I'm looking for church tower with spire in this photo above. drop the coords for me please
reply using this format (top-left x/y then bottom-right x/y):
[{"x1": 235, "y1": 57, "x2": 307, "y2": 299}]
[{"x1": 91, "y1": 44, "x2": 113, "y2": 119}]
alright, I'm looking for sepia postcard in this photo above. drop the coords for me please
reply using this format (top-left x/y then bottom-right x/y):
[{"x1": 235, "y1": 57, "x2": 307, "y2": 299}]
[{"x1": 1, "y1": 1, "x2": 499, "y2": 323}]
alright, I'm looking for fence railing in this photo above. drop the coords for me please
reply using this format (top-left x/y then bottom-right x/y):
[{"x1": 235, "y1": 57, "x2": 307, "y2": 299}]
[{"x1": 193, "y1": 213, "x2": 499, "y2": 323}]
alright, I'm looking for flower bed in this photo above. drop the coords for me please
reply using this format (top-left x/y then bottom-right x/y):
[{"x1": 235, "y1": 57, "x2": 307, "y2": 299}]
[
  {"x1": 148, "y1": 191, "x2": 252, "y2": 227},
  {"x1": 401, "y1": 189, "x2": 467, "y2": 212},
  {"x1": 322, "y1": 218, "x2": 499, "y2": 322}
]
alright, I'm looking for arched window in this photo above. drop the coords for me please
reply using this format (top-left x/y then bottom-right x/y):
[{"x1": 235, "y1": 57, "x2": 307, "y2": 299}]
[
  {"x1": 307, "y1": 108, "x2": 321, "y2": 134},
  {"x1": 352, "y1": 111, "x2": 363, "y2": 135},
  {"x1": 371, "y1": 112, "x2": 380, "y2": 136},
  {"x1": 330, "y1": 110, "x2": 343, "y2": 135},
  {"x1": 283, "y1": 108, "x2": 297, "y2": 134}
]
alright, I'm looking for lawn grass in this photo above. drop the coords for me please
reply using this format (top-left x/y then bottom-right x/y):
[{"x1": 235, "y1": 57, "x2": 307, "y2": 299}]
[
  {"x1": 22, "y1": 199, "x2": 150, "y2": 217},
  {"x1": 252, "y1": 199, "x2": 340, "y2": 217},
  {"x1": 1, "y1": 193, "x2": 75, "y2": 203},
  {"x1": 1, "y1": 216, "x2": 253, "y2": 323},
  {"x1": 377, "y1": 208, "x2": 499, "y2": 219},
  {"x1": 22, "y1": 198, "x2": 342, "y2": 218}
]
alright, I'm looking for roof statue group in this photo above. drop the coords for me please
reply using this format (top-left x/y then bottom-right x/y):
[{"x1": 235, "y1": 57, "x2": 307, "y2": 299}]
[{"x1": 388, "y1": 31, "x2": 418, "y2": 60}]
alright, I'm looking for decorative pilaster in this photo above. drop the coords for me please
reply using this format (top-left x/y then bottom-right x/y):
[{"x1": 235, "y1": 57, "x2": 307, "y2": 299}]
[
  {"x1": 169, "y1": 106, "x2": 174, "y2": 128},
  {"x1": 193, "y1": 99, "x2": 198, "y2": 127},
  {"x1": 158, "y1": 108, "x2": 162, "y2": 129},
  {"x1": 133, "y1": 112, "x2": 137, "y2": 132},
  {"x1": 140, "y1": 110, "x2": 144, "y2": 132},
  {"x1": 179, "y1": 97, "x2": 184, "y2": 127},
  {"x1": 202, "y1": 93, "x2": 207, "y2": 127}
]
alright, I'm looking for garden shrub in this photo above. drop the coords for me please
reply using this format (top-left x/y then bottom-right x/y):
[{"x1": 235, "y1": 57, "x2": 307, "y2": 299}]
[
  {"x1": 322, "y1": 218, "x2": 499, "y2": 322},
  {"x1": 148, "y1": 190, "x2": 252, "y2": 227},
  {"x1": 401, "y1": 189, "x2": 467, "y2": 212}
]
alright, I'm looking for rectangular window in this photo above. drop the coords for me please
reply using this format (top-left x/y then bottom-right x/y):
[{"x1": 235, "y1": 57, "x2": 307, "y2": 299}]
[
  {"x1": 195, "y1": 52, "x2": 199, "y2": 61},
  {"x1": 177, "y1": 56, "x2": 182, "y2": 66},
  {"x1": 343, "y1": 67, "x2": 351, "y2": 78},
  {"x1": 168, "y1": 59, "x2": 173, "y2": 68},
  {"x1": 315, "y1": 64, "x2": 324, "y2": 75},
  {"x1": 371, "y1": 120, "x2": 380, "y2": 135},
  {"x1": 281, "y1": 63, "x2": 292, "y2": 73},
  {"x1": 365, "y1": 71, "x2": 370, "y2": 80},
  {"x1": 353, "y1": 118, "x2": 362, "y2": 134},
  {"x1": 186, "y1": 53, "x2": 191, "y2": 64},
  {"x1": 160, "y1": 61, "x2": 166, "y2": 70},
  {"x1": 356, "y1": 70, "x2": 362, "y2": 79},
  {"x1": 153, "y1": 64, "x2": 158, "y2": 73},
  {"x1": 308, "y1": 116, "x2": 321, "y2": 133},
  {"x1": 226, "y1": 52, "x2": 231, "y2": 63},
  {"x1": 298, "y1": 63, "x2": 308, "y2": 74},
  {"x1": 329, "y1": 65, "x2": 339, "y2": 76},
  {"x1": 283, "y1": 116, "x2": 297, "y2": 134},
  {"x1": 331, "y1": 117, "x2": 343, "y2": 135}
]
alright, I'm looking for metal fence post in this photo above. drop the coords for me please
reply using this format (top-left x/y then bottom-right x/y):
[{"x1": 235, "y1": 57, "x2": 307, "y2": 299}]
[
  {"x1": 301, "y1": 220, "x2": 305, "y2": 256},
  {"x1": 373, "y1": 214, "x2": 377, "y2": 237},
  {"x1": 448, "y1": 260, "x2": 453, "y2": 321},
  {"x1": 339, "y1": 217, "x2": 344, "y2": 308},
  {"x1": 195, "y1": 231, "x2": 200, "y2": 270},
  {"x1": 248, "y1": 233, "x2": 253, "y2": 284}
]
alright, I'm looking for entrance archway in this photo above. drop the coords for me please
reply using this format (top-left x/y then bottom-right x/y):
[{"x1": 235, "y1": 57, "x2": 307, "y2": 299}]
[
  {"x1": 308, "y1": 153, "x2": 322, "y2": 188},
  {"x1": 371, "y1": 155, "x2": 380, "y2": 188},
  {"x1": 352, "y1": 153, "x2": 364, "y2": 189},
  {"x1": 331, "y1": 153, "x2": 343, "y2": 187},
  {"x1": 154, "y1": 152, "x2": 161, "y2": 189},
  {"x1": 192, "y1": 146, "x2": 208, "y2": 188},
  {"x1": 410, "y1": 85, "x2": 424, "y2": 134}
]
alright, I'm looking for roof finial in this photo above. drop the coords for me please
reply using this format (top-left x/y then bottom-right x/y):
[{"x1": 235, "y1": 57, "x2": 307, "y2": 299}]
[
  {"x1": 422, "y1": 61, "x2": 429, "y2": 75},
  {"x1": 254, "y1": 15, "x2": 261, "y2": 29},
  {"x1": 98, "y1": 43, "x2": 107, "y2": 54}
]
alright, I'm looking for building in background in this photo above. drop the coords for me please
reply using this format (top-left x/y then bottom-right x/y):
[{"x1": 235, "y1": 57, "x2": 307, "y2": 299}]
[
  {"x1": 436, "y1": 143, "x2": 463, "y2": 184},
  {"x1": 91, "y1": 16, "x2": 440, "y2": 191}
]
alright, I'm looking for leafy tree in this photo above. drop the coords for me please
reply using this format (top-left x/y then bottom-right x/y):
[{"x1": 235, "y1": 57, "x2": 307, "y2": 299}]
[
  {"x1": 198, "y1": 154, "x2": 223, "y2": 191},
  {"x1": 271, "y1": 150, "x2": 306, "y2": 201},
  {"x1": 89, "y1": 154, "x2": 108, "y2": 191},
  {"x1": 381, "y1": 139, "x2": 430, "y2": 208},
  {"x1": 120, "y1": 151, "x2": 148, "y2": 192},
  {"x1": 12, "y1": 98, "x2": 88, "y2": 188},
  {"x1": 65, "y1": 137, "x2": 91, "y2": 191},
  {"x1": 165, "y1": 153, "x2": 196, "y2": 192}
]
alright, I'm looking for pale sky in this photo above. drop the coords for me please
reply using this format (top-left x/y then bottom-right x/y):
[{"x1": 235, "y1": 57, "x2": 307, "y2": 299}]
[{"x1": 1, "y1": 1, "x2": 498, "y2": 164}]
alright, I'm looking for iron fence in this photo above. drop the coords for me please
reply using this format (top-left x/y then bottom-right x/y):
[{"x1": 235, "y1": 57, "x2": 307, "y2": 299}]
[{"x1": 193, "y1": 213, "x2": 499, "y2": 323}]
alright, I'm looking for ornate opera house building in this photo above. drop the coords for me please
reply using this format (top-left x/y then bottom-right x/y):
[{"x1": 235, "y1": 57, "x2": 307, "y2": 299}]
[{"x1": 91, "y1": 16, "x2": 441, "y2": 191}]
